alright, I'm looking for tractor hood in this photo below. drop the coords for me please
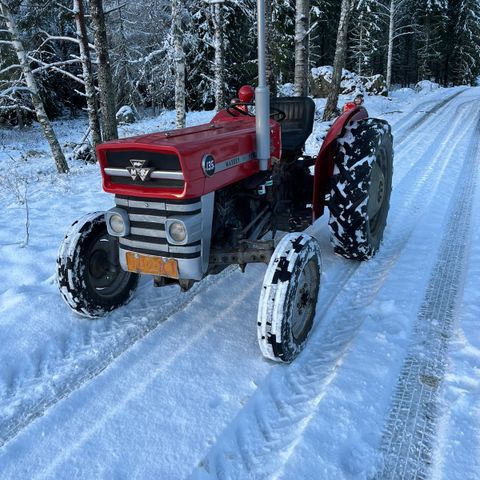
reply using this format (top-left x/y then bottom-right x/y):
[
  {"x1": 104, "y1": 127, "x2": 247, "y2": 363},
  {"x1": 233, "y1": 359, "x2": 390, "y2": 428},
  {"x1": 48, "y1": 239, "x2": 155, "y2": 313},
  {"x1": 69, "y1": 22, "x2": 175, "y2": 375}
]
[{"x1": 97, "y1": 116, "x2": 281, "y2": 200}]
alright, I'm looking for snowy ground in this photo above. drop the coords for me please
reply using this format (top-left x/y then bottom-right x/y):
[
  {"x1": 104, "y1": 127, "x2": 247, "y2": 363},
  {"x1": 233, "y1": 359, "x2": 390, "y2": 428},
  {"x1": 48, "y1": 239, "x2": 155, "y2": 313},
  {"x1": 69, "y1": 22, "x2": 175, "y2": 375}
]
[{"x1": 0, "y1": 86, "x2": 479, "y2": 479}]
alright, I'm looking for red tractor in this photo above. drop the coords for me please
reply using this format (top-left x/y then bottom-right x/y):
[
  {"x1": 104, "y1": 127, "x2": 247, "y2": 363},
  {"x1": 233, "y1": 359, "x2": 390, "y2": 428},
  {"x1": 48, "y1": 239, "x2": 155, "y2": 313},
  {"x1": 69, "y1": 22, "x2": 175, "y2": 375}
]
[{"x1": 57, "y1": 8, "x2": 393, "y2": 363}]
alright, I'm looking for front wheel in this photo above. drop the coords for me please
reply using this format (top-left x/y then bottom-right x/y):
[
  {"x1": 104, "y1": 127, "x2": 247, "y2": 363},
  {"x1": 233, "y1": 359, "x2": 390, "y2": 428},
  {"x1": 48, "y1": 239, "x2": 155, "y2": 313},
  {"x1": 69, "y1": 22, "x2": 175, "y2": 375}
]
[
  {"x1": 57, "y1": 212, "x2": 139, "y2": 318},
  {"x1": 257, "y1": 233, "x2": 322, "y2": 363}
]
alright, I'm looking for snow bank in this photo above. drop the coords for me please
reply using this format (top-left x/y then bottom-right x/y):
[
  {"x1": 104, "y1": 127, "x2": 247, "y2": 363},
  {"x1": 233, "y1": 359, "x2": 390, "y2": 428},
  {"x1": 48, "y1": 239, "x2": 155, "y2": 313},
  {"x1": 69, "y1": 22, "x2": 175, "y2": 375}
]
[
  {"x1": 311, "y1": 66, "x2": 387, "y2": 98},
  {"x1": 415, "y1": 80, "x2": 441, "y2": 94}
]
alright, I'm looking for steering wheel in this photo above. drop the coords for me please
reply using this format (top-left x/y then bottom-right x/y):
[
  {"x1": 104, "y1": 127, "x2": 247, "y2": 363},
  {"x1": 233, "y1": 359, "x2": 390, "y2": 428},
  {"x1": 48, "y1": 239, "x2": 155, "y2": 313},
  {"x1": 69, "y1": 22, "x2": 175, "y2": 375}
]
[
  {"x1": 226, "y1": 102, "x2": 255, "y2": 117},
  {"x1": 270, "y1": 107, "x2": 286, "y2": 122},
  {"x1": 226, "y1": 102, "x2": 286, "y2": 122}
]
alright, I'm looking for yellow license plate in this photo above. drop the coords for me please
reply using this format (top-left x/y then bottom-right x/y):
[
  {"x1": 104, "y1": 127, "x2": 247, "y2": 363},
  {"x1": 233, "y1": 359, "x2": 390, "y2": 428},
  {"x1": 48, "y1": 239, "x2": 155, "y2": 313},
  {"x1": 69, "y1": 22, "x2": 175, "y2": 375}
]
[{"x1": 126, "y1": 252, "x2": 179, "y2": 278}]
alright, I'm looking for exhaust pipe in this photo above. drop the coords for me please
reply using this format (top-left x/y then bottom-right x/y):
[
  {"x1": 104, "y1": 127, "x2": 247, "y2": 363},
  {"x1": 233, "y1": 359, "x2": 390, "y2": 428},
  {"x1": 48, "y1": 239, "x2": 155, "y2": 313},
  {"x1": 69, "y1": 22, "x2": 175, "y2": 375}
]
[{"x1": 255, "y1": 0, "x2": 270, "y2": 171}]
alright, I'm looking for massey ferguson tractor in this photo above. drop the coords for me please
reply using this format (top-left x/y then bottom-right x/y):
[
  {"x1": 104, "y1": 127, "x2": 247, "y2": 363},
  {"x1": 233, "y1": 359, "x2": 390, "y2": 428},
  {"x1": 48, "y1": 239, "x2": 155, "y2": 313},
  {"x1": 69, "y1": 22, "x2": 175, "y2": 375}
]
[{"x1": 56, "y1": 2, "x2": 393, "y2": 363}]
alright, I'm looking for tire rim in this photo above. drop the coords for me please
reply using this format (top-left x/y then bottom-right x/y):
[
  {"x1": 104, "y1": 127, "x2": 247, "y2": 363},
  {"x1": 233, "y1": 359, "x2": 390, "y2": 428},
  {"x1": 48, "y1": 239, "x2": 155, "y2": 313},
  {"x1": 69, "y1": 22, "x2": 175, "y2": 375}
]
[
  {"x1": 87, "y1": 234, "x2": 133, "y2": 298},
  {"x1": 368, "y1": 147, "x2": 388, "y2": 235},
  {"x1": 291, "y1": 257, "x2": 319, "y2": 340}
]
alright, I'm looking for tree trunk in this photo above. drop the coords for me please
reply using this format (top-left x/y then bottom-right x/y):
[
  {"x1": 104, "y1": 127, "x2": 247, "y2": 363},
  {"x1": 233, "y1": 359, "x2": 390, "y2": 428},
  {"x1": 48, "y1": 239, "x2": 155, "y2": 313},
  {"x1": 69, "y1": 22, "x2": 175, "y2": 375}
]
[
  {"x1": 74, "y1": 0, "x2": 102, "y2": 149},
  {"x1": 213, "y1": 3, "x2": 225, "y2": 111},
  {"x1": 89, "y1": 0, "x2": 118, "y2": 141},
  {"x1": 322, "y1": 0, "x2": 351, "y2": 121},
  {"x1": 294, "y1": 0, "x2": 310, "y2": 96},
  {"x1": 386, "y1": 0, "x2": 394, "y2": 93},
  {"x1": 265, "y1": 0, "x2": 276, "y2": 96},
  {"x1": 172, "y1": 0, "x2": 186, "y2": 128},
  {"x1": 0, "y1": 2, "x2": 69, "y2": 173}
]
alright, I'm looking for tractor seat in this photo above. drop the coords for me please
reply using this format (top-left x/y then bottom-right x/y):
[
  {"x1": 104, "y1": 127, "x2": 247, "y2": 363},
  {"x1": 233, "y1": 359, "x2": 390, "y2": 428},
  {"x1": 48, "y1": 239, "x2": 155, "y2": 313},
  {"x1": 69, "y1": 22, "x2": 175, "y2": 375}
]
[{"x1": 270, "y1": 97, "x2": 315, "y2": 153}]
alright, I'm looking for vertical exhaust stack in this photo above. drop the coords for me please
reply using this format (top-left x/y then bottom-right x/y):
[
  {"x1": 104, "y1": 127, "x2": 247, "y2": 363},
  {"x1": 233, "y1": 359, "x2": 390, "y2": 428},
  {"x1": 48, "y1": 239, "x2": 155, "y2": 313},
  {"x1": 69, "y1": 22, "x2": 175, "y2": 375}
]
[{"x1": 256, "y1": 0, "x2": 270, "y2": 171}]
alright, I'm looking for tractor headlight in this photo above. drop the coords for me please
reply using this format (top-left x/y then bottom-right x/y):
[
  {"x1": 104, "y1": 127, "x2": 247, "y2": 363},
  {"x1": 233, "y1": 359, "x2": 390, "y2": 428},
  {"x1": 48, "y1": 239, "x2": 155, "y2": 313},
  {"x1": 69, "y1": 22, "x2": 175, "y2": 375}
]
[
  {"x1": 167, "y1": 220, "x2": 187, "y2": 244},
  {"x1": 105, "y1": 208, "x2": 130, "y2": 237},
  {"x1": 110, "y1": 214, "x2": 125, "y2": 234}
]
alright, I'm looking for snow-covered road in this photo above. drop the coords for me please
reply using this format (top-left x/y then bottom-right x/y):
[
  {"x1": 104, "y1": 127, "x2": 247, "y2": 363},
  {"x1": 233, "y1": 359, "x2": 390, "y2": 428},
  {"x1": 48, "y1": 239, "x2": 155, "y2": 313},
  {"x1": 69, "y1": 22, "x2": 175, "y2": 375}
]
[{"x1": 0, "y1": 87, "x2": 479, "y2": 479}]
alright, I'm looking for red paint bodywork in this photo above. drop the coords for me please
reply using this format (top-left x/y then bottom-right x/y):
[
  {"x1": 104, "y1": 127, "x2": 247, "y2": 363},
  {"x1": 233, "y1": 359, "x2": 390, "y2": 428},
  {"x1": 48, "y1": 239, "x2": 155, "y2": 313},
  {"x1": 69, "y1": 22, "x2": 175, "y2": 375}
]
[
  {"x1": 97, "y1": 104, "x2": 367, "y2": 222},
  {"x1": 312, "y1": 106, "x2": 368, "y2": 219},
  {"x1": 97, "y1": 114, "x2": 281, "y2": 200}
]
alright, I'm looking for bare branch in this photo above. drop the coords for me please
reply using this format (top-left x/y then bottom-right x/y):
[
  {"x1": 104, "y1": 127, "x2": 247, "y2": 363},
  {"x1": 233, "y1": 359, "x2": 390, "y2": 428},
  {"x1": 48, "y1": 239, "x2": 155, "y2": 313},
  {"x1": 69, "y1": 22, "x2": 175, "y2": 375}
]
[
  {"x1": 29, "y1": 56, "x2": 82, "y2": 73},
  {"x1": 26, "y1": 56, "x2": 85, "y2": 85},
  {"x1": 55, "y1": 2, "x2": 75, "y2": 14},
  {"x1": 0, "y1": 64, "x2": 20, "y2": 75},
  {"x1": 392, "y1": 31, "x2": 415, "y2": 40},
  {"x1": 48, "y1": 66, "x2": 86, "y2": 84},
  {"x1": 38, "y1": 31, "x2": 95, "y2": 50},
  {"x1": 0, "y1": 86, "x2": 30, "y2": 95},
  {"x1": 105, "y1": 3, "x2": 126, "y2": 15},
  {"x1": 0, "y1": 105, "x2": 34, "y2": 113}
]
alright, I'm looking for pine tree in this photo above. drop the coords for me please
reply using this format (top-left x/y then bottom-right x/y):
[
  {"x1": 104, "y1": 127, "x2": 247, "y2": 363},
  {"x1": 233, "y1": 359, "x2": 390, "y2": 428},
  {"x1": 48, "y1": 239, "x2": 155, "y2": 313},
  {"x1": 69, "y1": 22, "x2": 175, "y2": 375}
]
[
  {"x1": 414, "y1": 0, "x2": 448, "y2": 82},
  {"x1": 452, "y1": 0, "x2": 480, "y2": 84},
  {"x1": 348, "y1": 4, "x2": 381, "y2": 75}
]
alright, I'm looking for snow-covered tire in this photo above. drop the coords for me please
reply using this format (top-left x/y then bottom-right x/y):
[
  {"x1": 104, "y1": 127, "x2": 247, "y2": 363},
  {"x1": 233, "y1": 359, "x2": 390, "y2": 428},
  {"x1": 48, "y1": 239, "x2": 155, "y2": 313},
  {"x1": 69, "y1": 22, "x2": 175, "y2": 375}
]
[
  {"x1": 57, "y1": 212, "x2": 139, "y2": 318},
  {"x1": 258, "y1": 233, "x2": 322, "y2": 363},
  {"x1": 328, "y1": 118, "x2": 393, "y2": 260}
]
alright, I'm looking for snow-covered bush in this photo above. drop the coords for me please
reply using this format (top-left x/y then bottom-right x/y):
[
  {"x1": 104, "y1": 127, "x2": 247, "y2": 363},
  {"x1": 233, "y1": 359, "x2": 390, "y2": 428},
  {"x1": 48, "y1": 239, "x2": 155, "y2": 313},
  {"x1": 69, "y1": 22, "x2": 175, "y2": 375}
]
[
  {"x1": 390, "y1": 87, "x2": 416, "y2": 101},
  {"x1": 116, "y1": 106, "x2": 137, "y2": 124},
  {"x1": 0, "y1": 90, "x2": 34, "y2": 127},
  {"x1": 310, "y1": 66, "x2": 387, "y2": 98},
  {"x1": 72, "y1": 143, "x2": 95, "y2": 163},
  {"x1": 415, "y1": 80, "x2": 440, "y2": 94},
  {"x1": 278, "y1": 83, "x2": 295, "y2": 97}
]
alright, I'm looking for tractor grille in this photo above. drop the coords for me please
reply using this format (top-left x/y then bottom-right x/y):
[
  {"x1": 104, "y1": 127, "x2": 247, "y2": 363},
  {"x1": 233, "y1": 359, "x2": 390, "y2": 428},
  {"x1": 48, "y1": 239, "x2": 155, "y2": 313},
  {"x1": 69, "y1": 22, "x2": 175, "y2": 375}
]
[
  {"x1": 115, "y1": 195, "x2": 201, "y2": 259},
  {"x1": 104, "y1": 150, "x2": 184, "y2": 189}
]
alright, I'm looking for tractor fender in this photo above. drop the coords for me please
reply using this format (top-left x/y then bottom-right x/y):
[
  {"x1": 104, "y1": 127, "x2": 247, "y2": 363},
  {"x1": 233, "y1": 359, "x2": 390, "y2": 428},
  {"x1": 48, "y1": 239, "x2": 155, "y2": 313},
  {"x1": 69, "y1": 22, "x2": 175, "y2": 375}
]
[{"x1": 312, "y1": 106, "x2": 368, "y2": 220}]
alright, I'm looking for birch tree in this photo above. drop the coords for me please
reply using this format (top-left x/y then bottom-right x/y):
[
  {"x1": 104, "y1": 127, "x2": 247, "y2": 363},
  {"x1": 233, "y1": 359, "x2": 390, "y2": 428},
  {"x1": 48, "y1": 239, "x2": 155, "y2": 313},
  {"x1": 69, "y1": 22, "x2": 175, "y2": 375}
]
[
  {"x1": 322, "y1": 0, "x2": 351, "y2": 120},
  {"x1": 265, "y1": 0, "x2": 276, "y2": 95},
  {"x1": 90, "y1": 0, "x2": 118, "y2": 140},
  {"x1": 172, "y1": 0, "x2": 186, "y2": 128},
  {"x1": 365, "y1": 0, "x2": 415, "y2": 91},
  {"x1": 212, "y1": 0, "x2": 225, "y2": 110},
  {"x1": 294, "y1": 0, "x2": 310, "y2": 96},
  {"x1": 0, "y1": 1, "x2": 69, "y2": 174}
]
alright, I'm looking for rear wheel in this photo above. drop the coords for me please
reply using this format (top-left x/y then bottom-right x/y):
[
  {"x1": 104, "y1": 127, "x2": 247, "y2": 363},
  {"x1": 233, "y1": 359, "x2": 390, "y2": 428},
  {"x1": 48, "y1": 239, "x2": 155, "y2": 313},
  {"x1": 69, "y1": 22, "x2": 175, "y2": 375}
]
[
  {"x1": 258, "y1": 233, "x2": 322, "y2": 363},
  {"x1": 328, "y1": 119, "x2": 393, "y2": 260},
  {"x1": 57, "y1": 212, "x2": 139, "y2": 317}
]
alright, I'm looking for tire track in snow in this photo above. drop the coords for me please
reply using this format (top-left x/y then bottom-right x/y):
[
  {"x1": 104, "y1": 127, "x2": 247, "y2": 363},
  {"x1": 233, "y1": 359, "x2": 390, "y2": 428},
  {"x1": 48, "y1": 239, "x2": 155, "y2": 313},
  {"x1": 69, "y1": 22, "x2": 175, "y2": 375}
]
[
  {"x1": 189, "y1": 99, "x2": 479, "y2": 480},
  {"x1": 0, "y1": 92, "x2": 471, "y2": 458},
  {"x1": 375, "y1": 115, "x2": 480, "y2": 479},
  {"x1": 392, "y1": 100, "x2": 473, "y2": 193},
  {"x1": 392, "y1": 88, "x2": 466, "y2": 145},
  {"x1": 0, "y1": 266, "x2": 238, "y2": 448},
  {"x1": 391, "y1": 93, "x2": 469, "y2": 184},
  {"x1": 34, "y1": 273, "x2": 263, "y2": 480}
]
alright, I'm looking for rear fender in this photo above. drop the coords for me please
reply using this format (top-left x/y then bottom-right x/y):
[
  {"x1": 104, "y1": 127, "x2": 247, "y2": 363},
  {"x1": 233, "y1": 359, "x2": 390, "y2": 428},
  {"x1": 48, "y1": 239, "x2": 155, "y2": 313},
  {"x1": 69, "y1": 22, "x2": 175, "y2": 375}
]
[{"x1": 312, "y1": 106, "x2": 368, "y2": 220}]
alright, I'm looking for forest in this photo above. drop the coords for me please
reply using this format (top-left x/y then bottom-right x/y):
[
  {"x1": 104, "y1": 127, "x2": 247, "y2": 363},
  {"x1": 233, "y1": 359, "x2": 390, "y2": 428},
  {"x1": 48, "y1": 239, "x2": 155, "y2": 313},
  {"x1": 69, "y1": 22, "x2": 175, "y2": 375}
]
[{"x1": 0, "y1": 0, "x2": 479, "y2": 172}]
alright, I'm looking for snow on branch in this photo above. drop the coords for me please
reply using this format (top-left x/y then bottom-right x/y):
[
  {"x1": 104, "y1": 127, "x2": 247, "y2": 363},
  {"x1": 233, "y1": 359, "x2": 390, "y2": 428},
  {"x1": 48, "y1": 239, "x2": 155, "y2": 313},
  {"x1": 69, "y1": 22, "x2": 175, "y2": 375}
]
[
  {"x1": 0, "y1": 64, "x2": 21, "y2": 75},
  {"x1": 29, "y1": 57, "x2": 82, "y2": 74},
  {"x1": 27, "y1": 56, "x2": 85, "y2": 85}
]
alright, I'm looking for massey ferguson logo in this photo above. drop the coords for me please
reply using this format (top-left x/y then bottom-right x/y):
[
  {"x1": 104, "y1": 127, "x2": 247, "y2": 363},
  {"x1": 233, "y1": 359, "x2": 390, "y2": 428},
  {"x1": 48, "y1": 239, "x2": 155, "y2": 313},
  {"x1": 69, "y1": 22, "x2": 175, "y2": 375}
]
[{"x1": 127, "y1": 159, "x2": 154, "y2": 181}]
